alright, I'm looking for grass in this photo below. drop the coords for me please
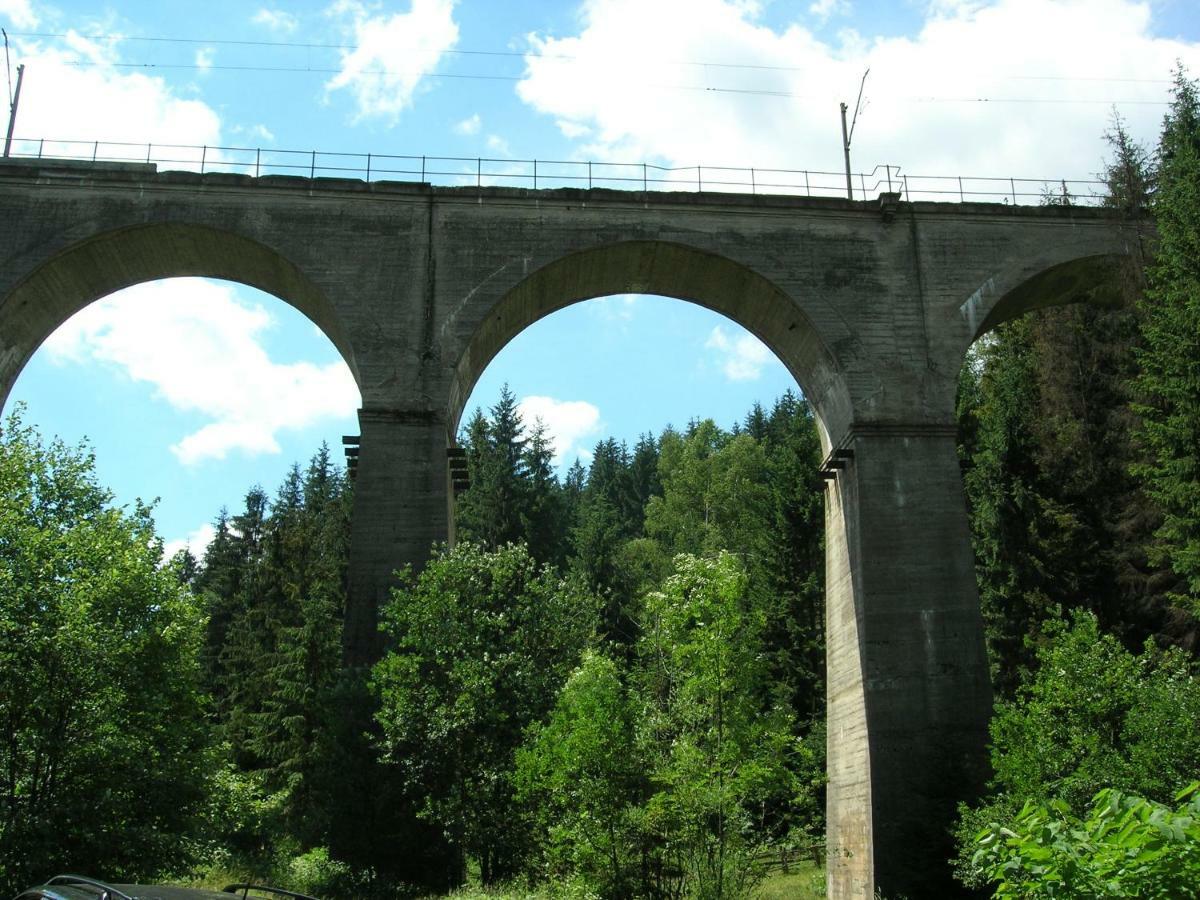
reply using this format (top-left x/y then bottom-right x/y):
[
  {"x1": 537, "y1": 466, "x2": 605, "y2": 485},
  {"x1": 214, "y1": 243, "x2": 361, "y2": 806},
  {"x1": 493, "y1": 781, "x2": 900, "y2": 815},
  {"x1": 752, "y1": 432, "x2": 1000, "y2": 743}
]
[
  {"x1": 179, "y1": 856, "x2": 828, "y2": 899},
  {"x1": 434, "y1": 861, "x2": 828, "y2": 899},
  {"x1": 753, "y1": 860, "x2": 825, "y2": 899}
]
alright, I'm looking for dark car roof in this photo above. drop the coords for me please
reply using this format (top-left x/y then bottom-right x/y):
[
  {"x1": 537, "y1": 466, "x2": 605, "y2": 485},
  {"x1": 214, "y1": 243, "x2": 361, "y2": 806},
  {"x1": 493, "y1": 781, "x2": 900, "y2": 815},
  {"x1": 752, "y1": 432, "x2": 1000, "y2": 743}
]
[
  {"x1": 13, "y1": 882, "x2": 231, "y2": 900},
  {"x1": 112, "y1": 888, "x2": 235, "y2": 900},
  {"x1": 14, "y1": 888, "x2": 229, "y2": 900},
  {"x1": 14, "y1": 877, "x2": 315, "y2": 900}
]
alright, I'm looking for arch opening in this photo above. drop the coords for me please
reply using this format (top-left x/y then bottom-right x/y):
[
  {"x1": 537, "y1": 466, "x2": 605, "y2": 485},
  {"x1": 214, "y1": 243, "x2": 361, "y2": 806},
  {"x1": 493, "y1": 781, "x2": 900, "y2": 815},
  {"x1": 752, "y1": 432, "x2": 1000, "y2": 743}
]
[
  {"x1": 448, "y1": 240, "x2": 851, "y2": 450},
  {"x1": 968, "y1": 253, "x2": 1127, "y2": 344},
  {"x1": 0, "y1": 221, "x2": 359, "y2": 406},
  {"x1": 460, "y1": 294, "x2": 806, "y2": 467},
  {"x1": 440, "y1": 263, "x2": 836, "y2": 897},
  {"x1": 2, "y1": 274, "x2": 362, "y2": 556}
]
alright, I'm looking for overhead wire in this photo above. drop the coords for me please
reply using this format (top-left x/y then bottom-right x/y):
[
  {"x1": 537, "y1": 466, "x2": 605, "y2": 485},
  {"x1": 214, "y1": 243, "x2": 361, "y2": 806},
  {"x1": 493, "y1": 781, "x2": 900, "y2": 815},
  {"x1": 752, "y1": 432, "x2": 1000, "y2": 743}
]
[
  {"x1": 10, "y1": 30, "x2": 1176, "y2": 81},
  {"x1": 61, "y1": 59, "x2": 1171, "y2": 105},
  {"x1": 9, "y1": 30, "x2": 814, "y2": 72},
  {"x1": 8, "y1": 28, "x2": 1172, "y2": 106}
]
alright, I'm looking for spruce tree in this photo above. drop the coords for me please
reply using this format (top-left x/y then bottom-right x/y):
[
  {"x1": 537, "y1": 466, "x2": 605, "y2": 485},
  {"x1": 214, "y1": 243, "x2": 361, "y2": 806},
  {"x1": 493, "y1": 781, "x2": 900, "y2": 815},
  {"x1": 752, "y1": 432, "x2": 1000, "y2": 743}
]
[
  {"x1": 1133, "y1": 66, "x2": 1200, "y2": 614},
  {"x1": 520, "y1": 418, "x2": 567, "y2": 567}
]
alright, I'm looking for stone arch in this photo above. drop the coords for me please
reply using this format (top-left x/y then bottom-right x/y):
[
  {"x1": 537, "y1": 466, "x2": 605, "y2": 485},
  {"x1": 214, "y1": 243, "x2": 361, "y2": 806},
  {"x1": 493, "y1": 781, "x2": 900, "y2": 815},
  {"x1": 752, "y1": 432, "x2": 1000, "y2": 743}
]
[
  {"x1": 0, "y1": 222, "x2": 357, "y2": 406},
  {"x1": 447, "y1": 239, "x2": 851, "y2": 448},
  {"x1": 965, "y1": 253, "x2": 1129, "y2": 345}
]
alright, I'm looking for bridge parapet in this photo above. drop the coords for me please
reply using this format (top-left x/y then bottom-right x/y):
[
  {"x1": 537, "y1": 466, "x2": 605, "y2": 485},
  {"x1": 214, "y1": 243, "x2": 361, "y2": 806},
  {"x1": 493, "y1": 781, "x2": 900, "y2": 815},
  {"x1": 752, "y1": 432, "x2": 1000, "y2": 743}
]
[{"x1": 4, "y1": 138, "x2": 1111, "y2": 204}]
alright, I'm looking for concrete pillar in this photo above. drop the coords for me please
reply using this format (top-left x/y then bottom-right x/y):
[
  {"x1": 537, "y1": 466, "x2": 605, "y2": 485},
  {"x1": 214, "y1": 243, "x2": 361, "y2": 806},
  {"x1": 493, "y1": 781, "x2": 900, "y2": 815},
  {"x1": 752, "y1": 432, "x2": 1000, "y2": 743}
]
[
  {"x1": 344, "y1": 406, "x2": 450, "y2": 668},
  {"x1": 825, "y1": 425, "x2": 992, "y2": 899}
]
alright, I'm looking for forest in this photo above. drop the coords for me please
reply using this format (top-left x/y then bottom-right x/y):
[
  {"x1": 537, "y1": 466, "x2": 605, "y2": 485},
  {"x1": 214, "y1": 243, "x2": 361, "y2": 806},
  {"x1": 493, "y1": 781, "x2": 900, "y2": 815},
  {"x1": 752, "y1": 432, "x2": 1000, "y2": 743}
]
[{"x1": 2, "y1": 68, "x2": 1200, "y2": 899}]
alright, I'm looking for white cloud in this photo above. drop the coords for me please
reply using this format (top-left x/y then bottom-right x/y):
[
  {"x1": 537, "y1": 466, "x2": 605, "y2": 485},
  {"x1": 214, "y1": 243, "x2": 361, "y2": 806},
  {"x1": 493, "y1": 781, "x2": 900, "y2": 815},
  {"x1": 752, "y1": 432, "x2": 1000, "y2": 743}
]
[
  {"x1": 556, "y1": 119, "x2": 592, "y2": 139},
  {"x1": 486, "y1": 133, "x2": 511, "y2": 155},
  {"x1": 43, "y1": 279, "x2": 361, "y2": 465},
  {"x1": 326, "y1": 0, "x2": 460, "y2": 123},
  {"x1": 517, "y1": 396, "x2": 603, "y2": 465},
  {"x1": 454, "y1": 113, "x2": 482, "y2": 135},
  {"x1": 517, "y1": 0, "x2": 1200, "y2": 188},
  {"x1": 809, "y1": 0, "x2": 850, "y2": 22},
  {"x1": 706, "y1": 325, "x2": 772, "y2": 381},
  {"x1": 252, "y1": 8, "x2": 300, "y2": 34},
  {"x1": 233, "y1": 123, "x2": 276, "y2": 143},
  {"x1": 195, "y1": 47, "x2": 215, "y2": 72},
  {"x1": 6, "y1": 31, "x2": 221, "y2": 155},
  {"x1": 587, "y1": 294, "x2": 639, "y2": 323},
  {"x1": 163, "y1": 522, "x2": 217, "y2": 562},
  {"x1": 0, "y1": 0, "x2": 36, "y2": 27}
]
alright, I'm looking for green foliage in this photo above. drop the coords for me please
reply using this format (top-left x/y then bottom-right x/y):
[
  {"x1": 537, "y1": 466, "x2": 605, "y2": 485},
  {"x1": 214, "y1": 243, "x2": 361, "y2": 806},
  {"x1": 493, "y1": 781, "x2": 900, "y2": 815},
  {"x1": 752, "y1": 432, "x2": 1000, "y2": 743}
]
[
  {"x1": 285, "y1": 846, "x2": 354, "y2": 898},
  {"x1": 211, "y1": 448, "x2": 351, "y2": 844},
  {"x1": 516, "y1": 651, "x2": 645, "y2": 897},
  {"x1": 989, "y1": 613, "x2": 1200, "y2": 812},
  {"x1": 956, "y1": 612, "x2": 1200, "y2": 887},
  {"x1": 0, "y1": 380, "x2": 829, "y2": 897},
  {"x1": 372, "y1": 542, "x2": 598, "y2": 885},
  {"x1": 457, "y1": 386, "x2": 571, "y2": 567},
  {"x1": 636, "y1": 553, "x2": 798, "y2": 900},
  {"x1": 958, "y1": 312, "x2": 1158, "y2": 693},
  {"x1": 0, "y1": 409, "x2": 212, "y2": 891},
  {"x1": 972, "y1": 784, "x2": 1200, "y2": 899},
  {"x1": 1133, "y1": 66, "x2": 1200, "y2": 613}
]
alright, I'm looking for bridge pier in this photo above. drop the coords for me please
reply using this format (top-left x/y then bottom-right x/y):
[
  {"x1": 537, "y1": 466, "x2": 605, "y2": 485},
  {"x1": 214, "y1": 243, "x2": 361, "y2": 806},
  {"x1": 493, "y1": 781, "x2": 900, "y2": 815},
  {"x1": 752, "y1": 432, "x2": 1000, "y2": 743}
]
[
  {"x1": 344, "y1": 407, "x2": 450, "y2": 668},
  {"x1": 825, "y1": 425, "x2": 992, "y2": 898}
]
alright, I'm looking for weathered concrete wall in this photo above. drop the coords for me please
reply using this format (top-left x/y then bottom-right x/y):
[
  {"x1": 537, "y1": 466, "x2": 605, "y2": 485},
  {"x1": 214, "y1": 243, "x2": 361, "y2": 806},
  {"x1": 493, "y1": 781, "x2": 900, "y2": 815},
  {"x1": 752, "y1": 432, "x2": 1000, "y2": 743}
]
[
  {"x1": 0, "y1": 159, "x2": 1145, "y2": 895},
  {"x1": 825, "y1": 426, "x2": 992, "y2": 898}
]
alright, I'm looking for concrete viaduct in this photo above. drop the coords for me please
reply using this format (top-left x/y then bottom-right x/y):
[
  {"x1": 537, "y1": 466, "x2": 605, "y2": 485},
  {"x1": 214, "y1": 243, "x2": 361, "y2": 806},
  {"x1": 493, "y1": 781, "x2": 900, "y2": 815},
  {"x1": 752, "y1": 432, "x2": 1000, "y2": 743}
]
[{"x1": 0, "y1": 158, "x2": 1140, "y2": 898}]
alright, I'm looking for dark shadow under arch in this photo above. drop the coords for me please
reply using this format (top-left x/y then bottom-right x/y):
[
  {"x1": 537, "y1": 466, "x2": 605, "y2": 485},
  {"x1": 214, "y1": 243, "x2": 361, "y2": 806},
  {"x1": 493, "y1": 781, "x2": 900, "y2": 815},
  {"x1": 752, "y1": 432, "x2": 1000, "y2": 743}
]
[
  {"x1": 448, "y1": 240, "x2": 851, "y2": 447},
  {"x1": 972, "y1": 253, "x2": 1127, "y2": 342},
  {"x1": 0, "y1": 222, "x2": 357, "y2": 404}
]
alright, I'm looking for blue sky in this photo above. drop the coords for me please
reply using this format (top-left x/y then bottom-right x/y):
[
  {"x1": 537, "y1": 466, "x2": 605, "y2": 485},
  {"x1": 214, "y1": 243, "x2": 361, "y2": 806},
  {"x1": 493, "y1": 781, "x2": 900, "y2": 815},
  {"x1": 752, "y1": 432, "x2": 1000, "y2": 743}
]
[{"x1": 1, "y1": 0, "x2": 1198, "y2": 556}]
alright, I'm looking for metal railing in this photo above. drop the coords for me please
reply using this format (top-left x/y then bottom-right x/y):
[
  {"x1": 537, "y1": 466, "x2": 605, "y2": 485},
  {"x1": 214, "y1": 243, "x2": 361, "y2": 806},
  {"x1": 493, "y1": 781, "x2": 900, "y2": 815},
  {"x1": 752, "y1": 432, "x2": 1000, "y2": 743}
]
[{"x1": 1, "y1": 137, "x2": 1108, "y2": 206}]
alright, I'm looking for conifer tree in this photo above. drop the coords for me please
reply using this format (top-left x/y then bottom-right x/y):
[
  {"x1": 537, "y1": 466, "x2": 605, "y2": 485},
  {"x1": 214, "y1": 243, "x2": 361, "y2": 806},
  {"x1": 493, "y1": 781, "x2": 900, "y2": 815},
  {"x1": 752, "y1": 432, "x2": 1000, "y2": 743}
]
[
  {"x1": 1133, "y1": 66, "x2": 1200, "y2": 614},
  {"x1": 456, "y1": 386, "x2": 531, "y2": 551},
  {"x1": 520, "y1": 418, "x2": 568, "y2": 567}
]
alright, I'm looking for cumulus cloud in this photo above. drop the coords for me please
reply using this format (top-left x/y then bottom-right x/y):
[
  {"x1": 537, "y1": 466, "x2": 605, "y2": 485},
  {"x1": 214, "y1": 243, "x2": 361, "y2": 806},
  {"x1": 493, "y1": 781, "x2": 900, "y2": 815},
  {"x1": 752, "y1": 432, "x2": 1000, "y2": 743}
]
[
  {"x1": 517, "y1": 0, "x2": 1200, "y2": 186},
  {"x1": 5, "y1": 31, "x2": 221, "y2": 154},
  {"x1": 43, "y1": 279, "x2": 361, "y2": 465},
  {"x1": 162, "y1": 522, "x2": 217, "y2": 562},
  {"x1": 0, "y1": 0, "x2": 36, "y2": 27},
  {"x1": 195, "y1": 47, "x2": 215, "y2": 72},
  {"x1": 517, "y1": 395, "x2": 603, "y2": 465},
  {"x1": 454, "y1": 113, "x2": 482, "y2": 135},
  {"x1": 326, "y1": 0, "x2": 460, "y2": 123},
  {"x1": 252, "y1": 8, "x2": 300, "y2": 34},
  {"x1": 706, "y1": 325, "x2": 772, "y2": 381}
]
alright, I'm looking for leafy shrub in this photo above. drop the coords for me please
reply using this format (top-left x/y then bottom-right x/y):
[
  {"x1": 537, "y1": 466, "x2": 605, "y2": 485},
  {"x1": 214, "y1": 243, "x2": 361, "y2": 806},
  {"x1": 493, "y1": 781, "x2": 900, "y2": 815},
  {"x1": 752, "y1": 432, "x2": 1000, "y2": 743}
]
[
  {"x1": 956, "y1": 611, "x2": 1200, "y2": 886},
  {"x1": 972, "y1": 784, "x2": 1200, "y2": 898},
  {"x1": 287, "y1": 846, "x2": 352, "y2": 897}
]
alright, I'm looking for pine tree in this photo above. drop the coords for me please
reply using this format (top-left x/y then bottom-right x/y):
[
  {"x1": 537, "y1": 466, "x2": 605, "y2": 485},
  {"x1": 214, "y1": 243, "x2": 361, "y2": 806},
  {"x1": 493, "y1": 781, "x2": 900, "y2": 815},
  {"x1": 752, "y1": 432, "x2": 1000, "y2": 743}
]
[
  {"x1": 456, "y1": 386, "x2": 529, "y2": 550},
  {"x1": 1133, "y1": 66, "x2": 1200, "y2": 615},
  {"x1": 520, "y1": 418, "x2": 567, "y2": 567}
]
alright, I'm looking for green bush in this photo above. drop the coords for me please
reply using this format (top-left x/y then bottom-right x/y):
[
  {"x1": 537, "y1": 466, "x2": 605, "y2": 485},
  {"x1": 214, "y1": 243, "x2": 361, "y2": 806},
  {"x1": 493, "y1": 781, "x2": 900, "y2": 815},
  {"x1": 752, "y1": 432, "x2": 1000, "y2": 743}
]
[
  {"x1": 956, "y1": 611, "x2": 1200, "y2": 886},
  {"x1": 973, "y1": 783, "x2": 1200, "y2": 898},
  {"x1": 286, "y1": 846, "x2": 353, "y2": 897}
]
